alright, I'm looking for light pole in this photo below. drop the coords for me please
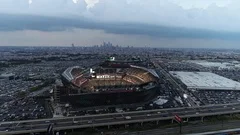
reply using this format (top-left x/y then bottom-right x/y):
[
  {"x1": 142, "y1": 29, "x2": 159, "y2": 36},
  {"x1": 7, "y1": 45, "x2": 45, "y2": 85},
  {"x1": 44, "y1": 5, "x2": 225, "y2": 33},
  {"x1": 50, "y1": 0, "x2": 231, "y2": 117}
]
[
  {"x1": 179, "y1": 122, "x2": 182, "y2": 134},
  {"x1": 221, "y1": 118, "x2": 223, "y2": 129}
]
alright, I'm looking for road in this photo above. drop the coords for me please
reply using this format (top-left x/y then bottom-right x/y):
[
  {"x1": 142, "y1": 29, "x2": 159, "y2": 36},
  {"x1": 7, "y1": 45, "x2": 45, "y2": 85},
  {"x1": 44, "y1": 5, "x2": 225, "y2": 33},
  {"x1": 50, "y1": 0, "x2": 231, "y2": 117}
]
[
  {"x1": 1, "y1": 103, "x2": 240, "y2": 134},
  {"x1": 152, "y1": 59, "x2": 198, "y2": 107},
  {"x1": 28, "y1": 86, "x2": 51, "y2": 97}
]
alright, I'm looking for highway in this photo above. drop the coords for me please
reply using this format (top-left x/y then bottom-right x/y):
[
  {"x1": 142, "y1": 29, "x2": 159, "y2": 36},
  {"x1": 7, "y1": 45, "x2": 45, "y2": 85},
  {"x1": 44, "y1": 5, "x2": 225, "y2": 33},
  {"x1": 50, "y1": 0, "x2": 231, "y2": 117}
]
[
  {"x1": 152, "y1": 59, "x2": 198, "y2": 107},
  {"x1": 122, "y1": 119, "x2": 240, "y2": 135},
  {"x1": 1, "y1": 103, "x2": 240, "y2": 134}
]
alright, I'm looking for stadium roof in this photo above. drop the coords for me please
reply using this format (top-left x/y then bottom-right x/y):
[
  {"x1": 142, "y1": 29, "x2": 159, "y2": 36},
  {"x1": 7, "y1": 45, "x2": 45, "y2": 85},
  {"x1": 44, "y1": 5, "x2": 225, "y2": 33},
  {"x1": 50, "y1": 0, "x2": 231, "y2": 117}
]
[
  {"x1": 62, "y1": 66, "x2": 80, "y2": 81},
  {"x1": 170, "y1": 71, "x2": 240, "y2": 90},
  {"x1": 131, "y1": 65, "x2": 159, "y2": 78}
]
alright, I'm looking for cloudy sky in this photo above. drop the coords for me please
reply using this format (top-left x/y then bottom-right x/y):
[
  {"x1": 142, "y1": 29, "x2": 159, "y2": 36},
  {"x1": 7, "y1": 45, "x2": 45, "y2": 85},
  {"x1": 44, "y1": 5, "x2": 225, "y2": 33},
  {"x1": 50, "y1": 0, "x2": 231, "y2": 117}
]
[{"x1": 0, "y1": 0, "x2": 240, "y2": 48}]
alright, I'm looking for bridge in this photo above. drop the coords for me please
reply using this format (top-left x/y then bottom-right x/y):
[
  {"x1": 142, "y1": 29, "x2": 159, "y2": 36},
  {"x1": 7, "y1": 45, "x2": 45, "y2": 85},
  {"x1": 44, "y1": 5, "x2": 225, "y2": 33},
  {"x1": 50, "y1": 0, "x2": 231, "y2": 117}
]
[{"x1": 1, "y1": 103, "x2": 240, "y2": 134}]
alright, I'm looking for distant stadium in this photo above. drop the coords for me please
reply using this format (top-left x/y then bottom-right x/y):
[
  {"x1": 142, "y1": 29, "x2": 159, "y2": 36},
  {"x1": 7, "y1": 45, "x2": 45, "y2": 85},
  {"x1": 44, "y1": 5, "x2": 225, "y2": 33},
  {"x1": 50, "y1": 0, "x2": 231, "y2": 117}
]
[{"x1": 59, "y1": 57, "x2": 160, "y2": 107}]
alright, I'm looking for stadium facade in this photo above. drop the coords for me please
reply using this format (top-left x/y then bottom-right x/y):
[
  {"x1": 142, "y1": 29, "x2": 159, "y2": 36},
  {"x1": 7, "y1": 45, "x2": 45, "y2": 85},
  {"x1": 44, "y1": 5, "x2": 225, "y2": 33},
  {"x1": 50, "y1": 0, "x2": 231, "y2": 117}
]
[{"x1": 58, "y1": 58, "x2": 160, "y2": 107}]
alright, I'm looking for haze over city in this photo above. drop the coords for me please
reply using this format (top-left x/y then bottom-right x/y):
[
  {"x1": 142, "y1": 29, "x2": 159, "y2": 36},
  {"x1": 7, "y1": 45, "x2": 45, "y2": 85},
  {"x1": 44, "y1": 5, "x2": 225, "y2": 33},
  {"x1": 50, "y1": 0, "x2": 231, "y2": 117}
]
[{"x1": 1, "y1": 0, "x2": 240, "y2": 48}]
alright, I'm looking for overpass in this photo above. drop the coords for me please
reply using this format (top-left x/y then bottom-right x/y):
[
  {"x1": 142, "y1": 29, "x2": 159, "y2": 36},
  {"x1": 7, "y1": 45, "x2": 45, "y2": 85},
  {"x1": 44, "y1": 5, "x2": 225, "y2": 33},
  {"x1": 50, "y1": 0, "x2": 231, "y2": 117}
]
[{"x1": 1, "y1": 103, "x2": 240, "y2": 134}]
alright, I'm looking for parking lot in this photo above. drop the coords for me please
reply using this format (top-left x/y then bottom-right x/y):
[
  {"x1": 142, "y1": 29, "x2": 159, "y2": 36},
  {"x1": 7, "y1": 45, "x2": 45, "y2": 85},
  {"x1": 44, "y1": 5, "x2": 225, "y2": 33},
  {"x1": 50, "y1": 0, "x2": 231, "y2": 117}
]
[
  {"x1": 0, "y1": 97, "x2": 51, "y2": 122},
  {"x1": 193, "y1": 90, "x2": 240, "y2": 105}
]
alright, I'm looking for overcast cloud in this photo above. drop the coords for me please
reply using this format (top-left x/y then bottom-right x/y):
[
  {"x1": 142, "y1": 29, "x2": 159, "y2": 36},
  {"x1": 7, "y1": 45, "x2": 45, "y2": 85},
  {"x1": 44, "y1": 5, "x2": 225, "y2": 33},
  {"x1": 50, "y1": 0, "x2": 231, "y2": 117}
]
[{"x1": 0, "y1": 0, "x2": 240, "y2": 48}]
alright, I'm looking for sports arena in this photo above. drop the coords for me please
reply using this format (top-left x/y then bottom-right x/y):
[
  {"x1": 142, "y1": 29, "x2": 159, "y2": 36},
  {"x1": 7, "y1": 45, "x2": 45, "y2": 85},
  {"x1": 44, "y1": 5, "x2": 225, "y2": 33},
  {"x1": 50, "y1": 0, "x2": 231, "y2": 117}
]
[{"x1": 59, "y1": 58, "x2": 160, "y2": 107}]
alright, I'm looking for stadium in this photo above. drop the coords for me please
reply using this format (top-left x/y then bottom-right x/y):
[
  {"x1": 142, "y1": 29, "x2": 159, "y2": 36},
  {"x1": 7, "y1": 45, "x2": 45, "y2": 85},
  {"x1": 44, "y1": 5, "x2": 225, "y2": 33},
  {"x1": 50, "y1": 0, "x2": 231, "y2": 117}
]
[{"x1": 59, "y1": 58, "x2": 160, "y2": 107}]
